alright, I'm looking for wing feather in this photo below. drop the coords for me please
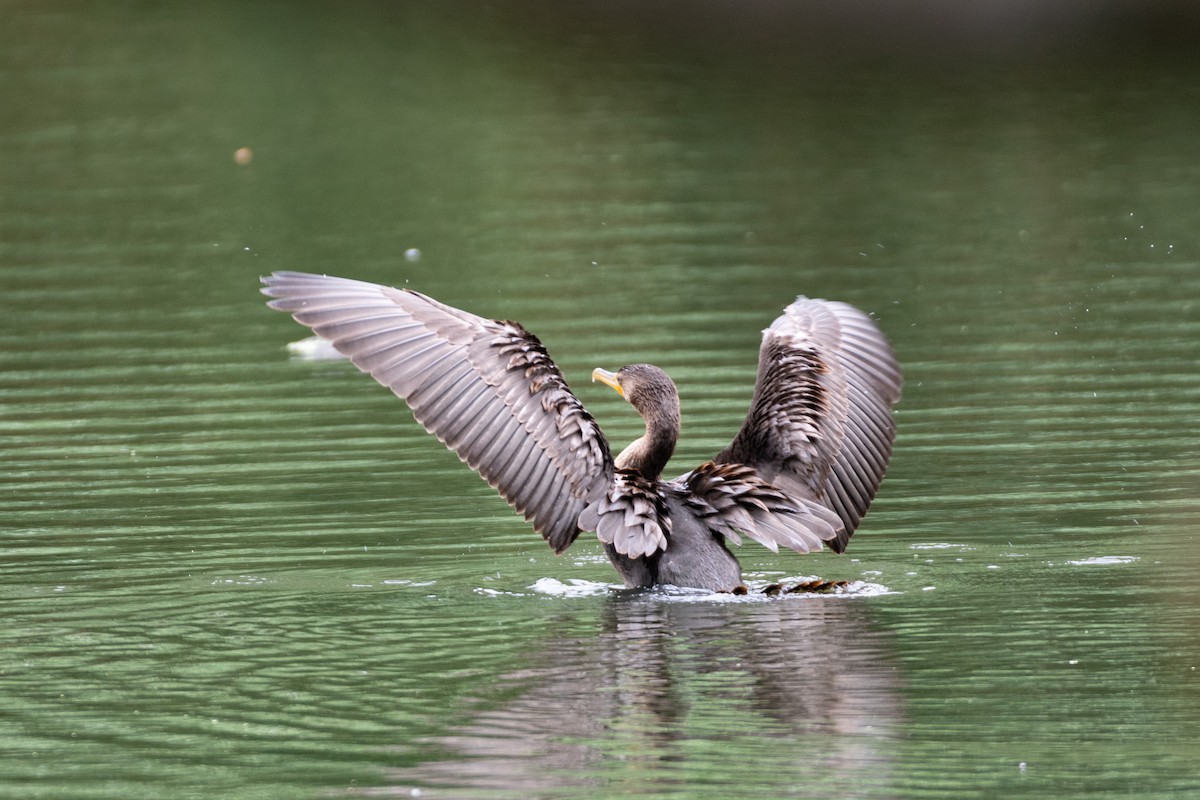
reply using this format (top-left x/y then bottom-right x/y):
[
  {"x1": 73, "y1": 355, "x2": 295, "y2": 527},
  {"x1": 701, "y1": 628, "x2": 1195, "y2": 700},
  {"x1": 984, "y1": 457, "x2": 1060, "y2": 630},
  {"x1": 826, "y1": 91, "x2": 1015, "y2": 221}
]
[
  {"x1": 262, "y1": 271, "x2": 613, "y2": 552},
  {"x1": 715, "y1": 297, "x2": 901, "y2": 552},
  {"x1": 677, "y1": 461, "x2": 841, "y2": 555},
  {"x1": 579, "y1": 470, "x2": 670, "y2": 559},
  {"x1": 439, "y1": 385, "x2": 500, "y2": 448}
]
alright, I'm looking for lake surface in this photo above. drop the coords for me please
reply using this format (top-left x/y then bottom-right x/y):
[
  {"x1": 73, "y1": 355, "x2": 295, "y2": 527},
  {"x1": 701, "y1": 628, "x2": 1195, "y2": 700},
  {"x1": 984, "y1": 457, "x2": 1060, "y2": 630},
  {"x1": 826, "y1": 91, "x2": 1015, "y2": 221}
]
[{"x1": 3, "y1": 3, "x2": 1199, "y2": 798}]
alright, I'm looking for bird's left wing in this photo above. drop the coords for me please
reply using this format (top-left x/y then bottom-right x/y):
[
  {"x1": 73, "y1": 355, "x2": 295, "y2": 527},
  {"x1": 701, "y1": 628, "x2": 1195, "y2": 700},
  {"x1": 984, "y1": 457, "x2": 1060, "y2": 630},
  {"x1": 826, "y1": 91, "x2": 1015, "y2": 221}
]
[
  {"x1": 715, "y1": 297, "x2": 902, "y2": 553},
  {"x1": 261, "y1": 271, "x2": 613, "y2": 552}
]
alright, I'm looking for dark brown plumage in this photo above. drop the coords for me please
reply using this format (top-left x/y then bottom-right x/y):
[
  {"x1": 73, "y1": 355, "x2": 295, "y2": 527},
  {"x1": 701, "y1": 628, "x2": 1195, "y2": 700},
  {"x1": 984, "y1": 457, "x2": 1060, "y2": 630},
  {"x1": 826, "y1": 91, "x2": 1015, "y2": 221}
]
[{"x1": 261, "y1": 271, "x2": 901, "y2": 592}]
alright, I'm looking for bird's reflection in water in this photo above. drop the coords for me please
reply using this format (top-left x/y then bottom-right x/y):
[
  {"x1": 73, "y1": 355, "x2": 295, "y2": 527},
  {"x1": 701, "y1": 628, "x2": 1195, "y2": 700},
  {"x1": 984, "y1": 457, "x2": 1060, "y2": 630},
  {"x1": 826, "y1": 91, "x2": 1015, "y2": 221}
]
[{"x1": 373, "y1": 594, "x2": 902, "y2": 798}]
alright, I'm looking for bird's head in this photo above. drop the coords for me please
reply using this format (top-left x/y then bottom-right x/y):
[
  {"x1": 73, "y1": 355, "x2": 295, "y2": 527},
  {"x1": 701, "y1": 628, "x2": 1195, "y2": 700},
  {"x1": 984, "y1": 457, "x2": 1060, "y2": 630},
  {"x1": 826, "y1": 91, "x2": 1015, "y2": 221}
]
[{"x1": 592, "y1": 364, "x2": 679, "y2": 420}]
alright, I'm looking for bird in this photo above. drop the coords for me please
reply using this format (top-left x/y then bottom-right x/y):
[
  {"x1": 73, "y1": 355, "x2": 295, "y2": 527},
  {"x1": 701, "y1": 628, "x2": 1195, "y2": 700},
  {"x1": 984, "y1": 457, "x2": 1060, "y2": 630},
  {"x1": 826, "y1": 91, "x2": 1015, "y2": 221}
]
[{"x1": 261, "y1": 272, "x2": 901, "y2": 593}]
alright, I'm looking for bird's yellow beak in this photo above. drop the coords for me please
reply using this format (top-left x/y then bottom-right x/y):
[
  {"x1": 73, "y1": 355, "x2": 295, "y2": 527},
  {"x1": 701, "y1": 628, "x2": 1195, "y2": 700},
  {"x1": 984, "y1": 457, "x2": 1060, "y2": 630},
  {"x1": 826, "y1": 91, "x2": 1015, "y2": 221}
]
[{"x1": 591, "y1": 367, "x2": 623, "y2": 397}]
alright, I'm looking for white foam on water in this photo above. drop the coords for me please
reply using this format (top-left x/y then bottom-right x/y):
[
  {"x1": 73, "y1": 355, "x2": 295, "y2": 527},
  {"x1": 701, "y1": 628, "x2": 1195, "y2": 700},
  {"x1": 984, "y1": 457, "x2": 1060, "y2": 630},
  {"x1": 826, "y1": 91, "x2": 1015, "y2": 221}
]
[
  {"x1": 1064, "y1": 555, "x2": 1139, "y2": 566},
  {"x1": 526, "y1": 577, "x2": 616, "y2": 597},
  {"x1": 910, "y1": 542, "x2": 972, "y2": 551},
  {"x1": 472, "y1": 576, "x2": 896, "y2": 602}
]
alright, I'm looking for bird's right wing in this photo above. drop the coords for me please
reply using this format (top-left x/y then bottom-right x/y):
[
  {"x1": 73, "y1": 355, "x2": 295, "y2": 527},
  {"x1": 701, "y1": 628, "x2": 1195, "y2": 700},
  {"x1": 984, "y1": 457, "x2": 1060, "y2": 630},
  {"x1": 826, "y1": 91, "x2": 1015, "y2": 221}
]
[
  {"x1": 262, "y1": 271, "x2": 613, "y2": 553},
  {"x1": 715, "y1": 297, "x2": 901, "y2": 553}
]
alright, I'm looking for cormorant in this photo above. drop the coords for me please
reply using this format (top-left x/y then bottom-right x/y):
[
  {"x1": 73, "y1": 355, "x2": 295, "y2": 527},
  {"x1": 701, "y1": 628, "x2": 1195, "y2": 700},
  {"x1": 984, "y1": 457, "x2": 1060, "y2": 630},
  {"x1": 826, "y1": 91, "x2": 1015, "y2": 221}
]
[{"x1": 262, "y1": 272, "x2": 901, "y2": 592}]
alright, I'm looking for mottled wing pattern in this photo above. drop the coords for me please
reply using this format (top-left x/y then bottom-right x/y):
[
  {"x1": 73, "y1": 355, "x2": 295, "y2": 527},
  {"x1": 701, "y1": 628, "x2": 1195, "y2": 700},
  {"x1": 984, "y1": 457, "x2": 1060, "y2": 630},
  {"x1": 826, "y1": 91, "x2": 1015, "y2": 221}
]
[
  {"x1": 261, "y1": 271, "x2": 613, "y2": 552},
  {"x1": 678, "y1": 461, "x2": 841, "y2": 554},
  {"x1": 716, "y1": 297, "x2": 901, "y2": 553},
  {"x1": 577, "y1": 469, "x2": 670, "y2": 558}
]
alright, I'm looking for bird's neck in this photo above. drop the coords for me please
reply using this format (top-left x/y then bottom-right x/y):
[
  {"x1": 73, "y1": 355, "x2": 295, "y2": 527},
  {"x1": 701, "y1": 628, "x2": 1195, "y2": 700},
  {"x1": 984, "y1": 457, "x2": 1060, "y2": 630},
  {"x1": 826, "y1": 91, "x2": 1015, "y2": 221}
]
[{"x1": 615, "y1": 412, "x2": 678, "y2": 481}]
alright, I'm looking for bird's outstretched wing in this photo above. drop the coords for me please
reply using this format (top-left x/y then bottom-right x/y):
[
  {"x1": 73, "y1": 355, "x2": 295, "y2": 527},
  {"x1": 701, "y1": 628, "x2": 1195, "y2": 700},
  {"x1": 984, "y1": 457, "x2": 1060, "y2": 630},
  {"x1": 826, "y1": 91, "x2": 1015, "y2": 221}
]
[
  {"x1": 261, "y1": 271, "x2": 613, "y2": 552},
  {"x1": 715, "y1": 297, "x2": 902, "y2": 553}
]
